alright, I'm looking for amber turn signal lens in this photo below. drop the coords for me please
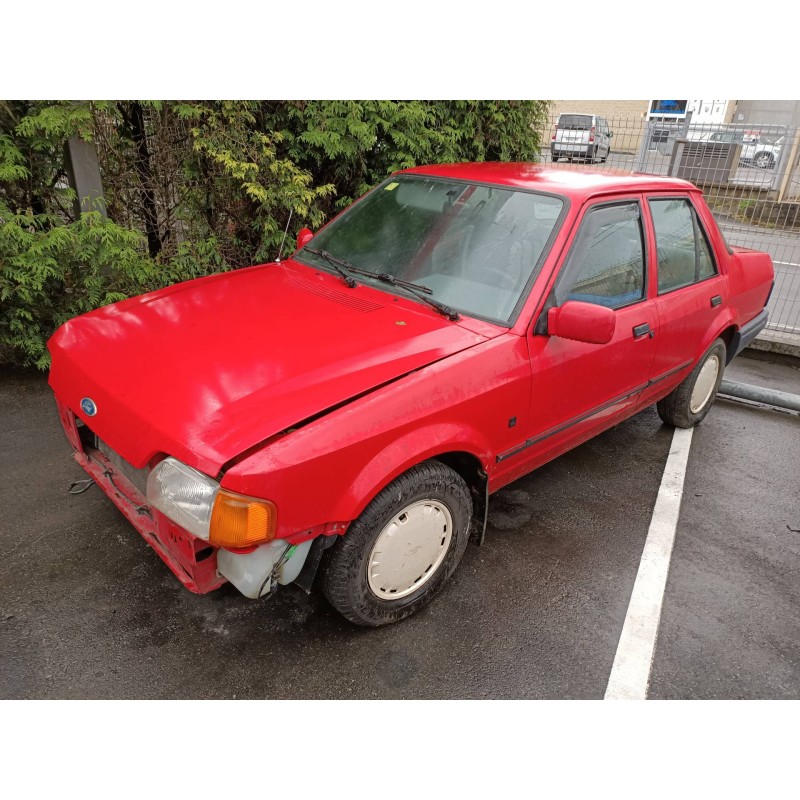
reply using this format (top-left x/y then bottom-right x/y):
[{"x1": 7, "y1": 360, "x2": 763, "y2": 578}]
[{"x1": 208, "y1": 490, "x2": 277, "y2": 549}]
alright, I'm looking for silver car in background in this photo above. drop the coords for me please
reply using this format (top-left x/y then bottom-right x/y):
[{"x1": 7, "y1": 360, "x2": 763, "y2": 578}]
[
  {"x1": 551, "y1": 113, "x2": 612, "y2": 163},
  {"x1": 707, "y1": 130, "x2": 784, "y2": 169}
]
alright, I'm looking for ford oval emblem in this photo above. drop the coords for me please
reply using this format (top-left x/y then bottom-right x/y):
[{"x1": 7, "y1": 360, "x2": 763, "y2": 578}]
[{"x1": 80, "y1": 397, "x2": 97, "y2": 417}]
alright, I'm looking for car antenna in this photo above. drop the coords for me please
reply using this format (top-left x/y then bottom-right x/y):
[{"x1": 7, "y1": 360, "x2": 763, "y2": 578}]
[{"x1": 276, "y1": 208, "x2": 293, "y2": 263}]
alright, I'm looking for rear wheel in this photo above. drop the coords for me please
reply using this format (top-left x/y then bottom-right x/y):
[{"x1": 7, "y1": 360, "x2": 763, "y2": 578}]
[
  {"x1": 753, "y1": 151, "x2": 775, "y2": 169},
  {"x1": 322, "y1": 461, "x2": 472, "y2": 626},
  {"x1": 656, "y1": 339, "x2": 727, "y2": 428}
]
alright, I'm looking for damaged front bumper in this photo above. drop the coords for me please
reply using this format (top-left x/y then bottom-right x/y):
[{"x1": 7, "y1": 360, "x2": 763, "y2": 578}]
[{"x1": 57, "y1": 396, "x2": 312, "y2": 597}]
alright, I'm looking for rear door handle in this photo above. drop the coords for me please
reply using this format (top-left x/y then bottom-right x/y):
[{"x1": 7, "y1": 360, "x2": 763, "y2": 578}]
[
  {"x1": 633, "y1": 323, "x2": 654, "y2": 339},
  {"x1": 711, "y1": 295, "x2": 722, "y2": 307}
]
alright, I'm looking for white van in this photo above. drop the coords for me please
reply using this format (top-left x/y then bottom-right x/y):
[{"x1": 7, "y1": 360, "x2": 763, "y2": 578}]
[{"x1": 551, "y1": 114, "x2": 612, "y2": 163}]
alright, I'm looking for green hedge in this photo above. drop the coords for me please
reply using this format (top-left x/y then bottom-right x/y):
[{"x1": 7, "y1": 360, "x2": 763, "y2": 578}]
[{"x1": 0, "y1": 101, "x2": 550, "y2": 368}]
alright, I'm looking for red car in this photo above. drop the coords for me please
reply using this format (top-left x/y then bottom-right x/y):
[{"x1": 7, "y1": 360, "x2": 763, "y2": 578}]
[{"x1": 48, "y1": 164, "x2": 774, "y2": 626}]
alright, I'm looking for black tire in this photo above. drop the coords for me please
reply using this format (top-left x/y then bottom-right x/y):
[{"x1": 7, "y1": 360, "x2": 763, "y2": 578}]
[
  {"x1": 600, "y1": 147, "x2": 609, "y2": 164},
  {"x1": 321, "y1": 461, "x2": 472, "y2": 627},
  {"x1": 753, "y1": 151, "x2": 775, "y2": 170},
  {"x1": 656, "y1": 338, "x2": 727, "y2": 428}
]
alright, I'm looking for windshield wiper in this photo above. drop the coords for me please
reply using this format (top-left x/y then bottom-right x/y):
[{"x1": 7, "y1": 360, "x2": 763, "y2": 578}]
[
  {"x1": 304, "y1": 248, "x2": 358, "y2": 288},
  {"x1": 302, "y1": 247, "x2": 459, "y2": 321},
  {"x1": 369, "y1": 273, "x2": 460, "y2": 321},
  {"x1": 371, "y1": 273, "x2": 432, "y2": 295}
]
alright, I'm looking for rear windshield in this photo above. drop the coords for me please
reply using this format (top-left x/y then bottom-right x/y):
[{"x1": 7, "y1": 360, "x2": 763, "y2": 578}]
[{"x1": 559, "y1": 114, "x2": 593, "y2": 130}]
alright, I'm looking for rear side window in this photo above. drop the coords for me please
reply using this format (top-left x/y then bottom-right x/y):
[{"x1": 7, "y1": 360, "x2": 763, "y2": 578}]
[
  {"x1": 649, "y1": 198, "x2": 717, "y2": 293},
  {"x1": 556, "y1": 201, "x2": 646, "y2": 309},
  {"x1": 559, "y1": 114, "x2": 593, "y2": 130}
]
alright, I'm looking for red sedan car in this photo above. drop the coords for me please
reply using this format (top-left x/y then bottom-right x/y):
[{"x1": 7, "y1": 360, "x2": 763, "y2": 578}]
[{"x1": 48, "y1": 164, "x2": 774, "y2": 626}]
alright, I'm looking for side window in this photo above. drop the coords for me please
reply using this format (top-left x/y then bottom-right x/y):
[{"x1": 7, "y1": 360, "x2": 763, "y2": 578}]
[
  {"x1": 556, "y1": 201, "x2": 646, "y2": 309},
  {"x1": 649, "y1": 198, "x2": 718, "y2": 293}
]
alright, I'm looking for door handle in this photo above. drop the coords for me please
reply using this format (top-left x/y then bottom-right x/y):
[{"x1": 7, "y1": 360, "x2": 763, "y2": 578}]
[
  {"x1": 710, "y1": 295, "x2": 722, "y2": 307},
  {"x1": 633, "y1": 323, "x2": 655, "y2": 339}
]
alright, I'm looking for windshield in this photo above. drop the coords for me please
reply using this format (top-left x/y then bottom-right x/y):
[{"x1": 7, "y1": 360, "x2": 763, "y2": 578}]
[{"x1": 295, "y1": 175, "x2": 565, "y2": 324}]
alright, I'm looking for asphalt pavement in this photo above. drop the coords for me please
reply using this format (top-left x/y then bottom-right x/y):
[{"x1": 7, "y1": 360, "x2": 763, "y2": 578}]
[{"x1": 1, "y1": 352, "x2": 798, "y2": 699}]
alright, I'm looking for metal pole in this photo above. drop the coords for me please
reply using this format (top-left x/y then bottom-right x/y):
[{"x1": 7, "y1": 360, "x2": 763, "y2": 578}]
[
  {"x1": 773, "y1": 128, "x2": 800, "y2": 203},
  {"x1": 718, "y1": 379, "x2": 800, "y2": 413},
  {"x1": 635, "y1": 120, "x2": 653, "y2": 173}
]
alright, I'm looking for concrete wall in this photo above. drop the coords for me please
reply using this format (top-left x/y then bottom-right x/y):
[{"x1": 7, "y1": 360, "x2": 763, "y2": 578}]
[
  {"x1": 728, "y1": 100, "x2": 800, "y2": 129},
  {"x1": 549, "y1": 100, "x2": 649, "y2": 120}
]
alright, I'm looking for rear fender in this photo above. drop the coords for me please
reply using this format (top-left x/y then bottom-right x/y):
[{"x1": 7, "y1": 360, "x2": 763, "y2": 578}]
[
  {"x1": 726, "y1": 248, "x2": 775, "y2": 324},
  {"x1": 701, "y1": 307, "x2": 739, "y2": 361}
]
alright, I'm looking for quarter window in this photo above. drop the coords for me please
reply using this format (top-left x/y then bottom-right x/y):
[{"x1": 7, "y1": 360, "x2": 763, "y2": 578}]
[
  {"x1": 649, "y1": 198, "x2": 717, "y2": 293},
  {"x1": 556, "y1": 202, "x2": 646, "y2": 309}
]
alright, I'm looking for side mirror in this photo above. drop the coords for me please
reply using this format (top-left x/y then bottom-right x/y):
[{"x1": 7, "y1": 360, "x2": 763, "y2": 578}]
[
  {"x1": 296, "y1": 227, "x2": 314, "y2": 249},
  {"x1": 609, "y1": 131, "x2": 614, "y2": 138},
  {"x1": 547, "y1": 300, "x2": 615, "y2": 345}
]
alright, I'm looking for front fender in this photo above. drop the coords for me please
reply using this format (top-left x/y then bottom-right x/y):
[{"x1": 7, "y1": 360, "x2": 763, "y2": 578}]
[
  {"x1": 221, "y1": 334, "x2": 531, "y2": 542},
  {"x1": 343, "y1": 423, "x2": 493, "y2": 522}
]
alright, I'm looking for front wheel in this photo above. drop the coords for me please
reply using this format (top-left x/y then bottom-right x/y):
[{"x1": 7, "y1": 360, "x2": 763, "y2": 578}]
[
  {"x1": 321, "y1": 461, "x2": 472, "y2": 626},
  {"x1": 656, "y1": 339, "x2": 727, "y2": 428}
]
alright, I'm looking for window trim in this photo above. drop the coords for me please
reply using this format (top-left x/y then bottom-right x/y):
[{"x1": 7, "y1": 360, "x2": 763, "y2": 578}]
[
  {"x1": 647, "y1": 195, "x2": 720, "y2": 297},
  {"x1": 552, "y1": 197, "x2": 649, "y2": 312}
]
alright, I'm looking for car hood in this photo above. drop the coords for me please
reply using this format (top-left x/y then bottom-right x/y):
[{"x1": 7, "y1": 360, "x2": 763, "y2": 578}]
[{"x1": 48, "y1": 261, "x2": 489, "y2": 475}]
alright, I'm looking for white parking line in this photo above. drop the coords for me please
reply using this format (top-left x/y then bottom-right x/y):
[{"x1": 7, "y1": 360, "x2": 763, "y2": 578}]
[
  {"x1": 773, "y1": 261, "x2": 800, "y2": 267},
  {"x1": 605, "y1": 427, "x2": 694, "y2": 700}
]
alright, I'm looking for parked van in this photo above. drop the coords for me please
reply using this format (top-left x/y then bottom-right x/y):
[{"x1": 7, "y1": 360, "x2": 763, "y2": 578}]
[{"x1": 551, "y1": 114, "x2": 612, "y2": 163}]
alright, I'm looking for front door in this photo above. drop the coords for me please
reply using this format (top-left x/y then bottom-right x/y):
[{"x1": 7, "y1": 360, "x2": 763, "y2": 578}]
[{"x1": 495, "y1": 197, "x2": 658, "y2": 486}]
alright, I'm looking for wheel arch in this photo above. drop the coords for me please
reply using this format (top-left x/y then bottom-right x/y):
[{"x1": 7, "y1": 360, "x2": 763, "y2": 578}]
[
  {"x1": 297, "y1": 447, "x2": 491, "y2": 595},
  {"x1": 340, "y1": 426, "x2": 493, "y2": 547},
  {"x1": 698, "y1": 309, "x2": 738, "y2": 365},
  {"x1": 432, "y1": 451, "x2": 490, "y2": 546},
  {"x1": 717, "y1": 322, "x2": 739, "y2": 364}
]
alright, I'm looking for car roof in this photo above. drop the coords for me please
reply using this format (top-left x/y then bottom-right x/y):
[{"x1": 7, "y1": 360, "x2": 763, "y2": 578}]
[{"x1": 398, "y1": 163, "x2": 698, "y2": 201}]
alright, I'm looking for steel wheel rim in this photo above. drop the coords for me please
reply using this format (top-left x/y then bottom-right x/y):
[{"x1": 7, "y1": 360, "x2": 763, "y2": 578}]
[
  {"x1": 367, "y1": 500, "x2": 453, "y2": 600},
  {"x1": 690, "y1": 354, "x2": 720, "y2": 413}
]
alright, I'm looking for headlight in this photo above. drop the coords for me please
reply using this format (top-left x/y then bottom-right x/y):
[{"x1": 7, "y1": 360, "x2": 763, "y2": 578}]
[
  {"x1": 146, "y1": 457, "x2": 277, "y2": 548},
  {"x1": 147, "y1": 457, "x2": 219, "y2": 540}
]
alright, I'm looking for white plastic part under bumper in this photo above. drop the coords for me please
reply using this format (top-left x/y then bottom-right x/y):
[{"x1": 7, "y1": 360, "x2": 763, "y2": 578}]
[{"x1": 217, "y1": 539, "x2": 314, "y2": 599}]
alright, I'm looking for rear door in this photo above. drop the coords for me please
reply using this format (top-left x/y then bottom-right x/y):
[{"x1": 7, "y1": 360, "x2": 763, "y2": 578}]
[
  {"x1": 641, "y1": 193, "x2": 728, "y2": 400},
  {"x1": 496, "y1": 195, "x2": 658, "y2": 484}
]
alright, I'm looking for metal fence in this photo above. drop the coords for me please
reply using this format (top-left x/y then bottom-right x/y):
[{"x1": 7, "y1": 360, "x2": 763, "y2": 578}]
[{"x1": 540, "y1": 114, "x2": 800, "y2": 347}]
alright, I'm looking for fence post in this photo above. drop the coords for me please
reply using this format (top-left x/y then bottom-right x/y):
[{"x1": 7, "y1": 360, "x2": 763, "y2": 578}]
[
  {"x1": 635, "y1": 119, "x2": 652, "y2": 173},
  {"x1": 64, "y1": 135, "x2": 106, "y2": 218},
  {"x1": 773, "y1": 129, "x2": 799, "y2": 203}
]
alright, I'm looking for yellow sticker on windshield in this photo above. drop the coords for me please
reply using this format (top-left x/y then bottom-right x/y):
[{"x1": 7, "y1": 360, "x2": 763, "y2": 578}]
[{"x1": 385, "y1": 182, "x2": 400, "y2": 191}]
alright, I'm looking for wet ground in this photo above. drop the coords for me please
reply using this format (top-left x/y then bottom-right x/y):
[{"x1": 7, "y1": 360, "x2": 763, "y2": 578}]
[{"x1": 1, "y1": 351, "x2": 798, "y2": 699}]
